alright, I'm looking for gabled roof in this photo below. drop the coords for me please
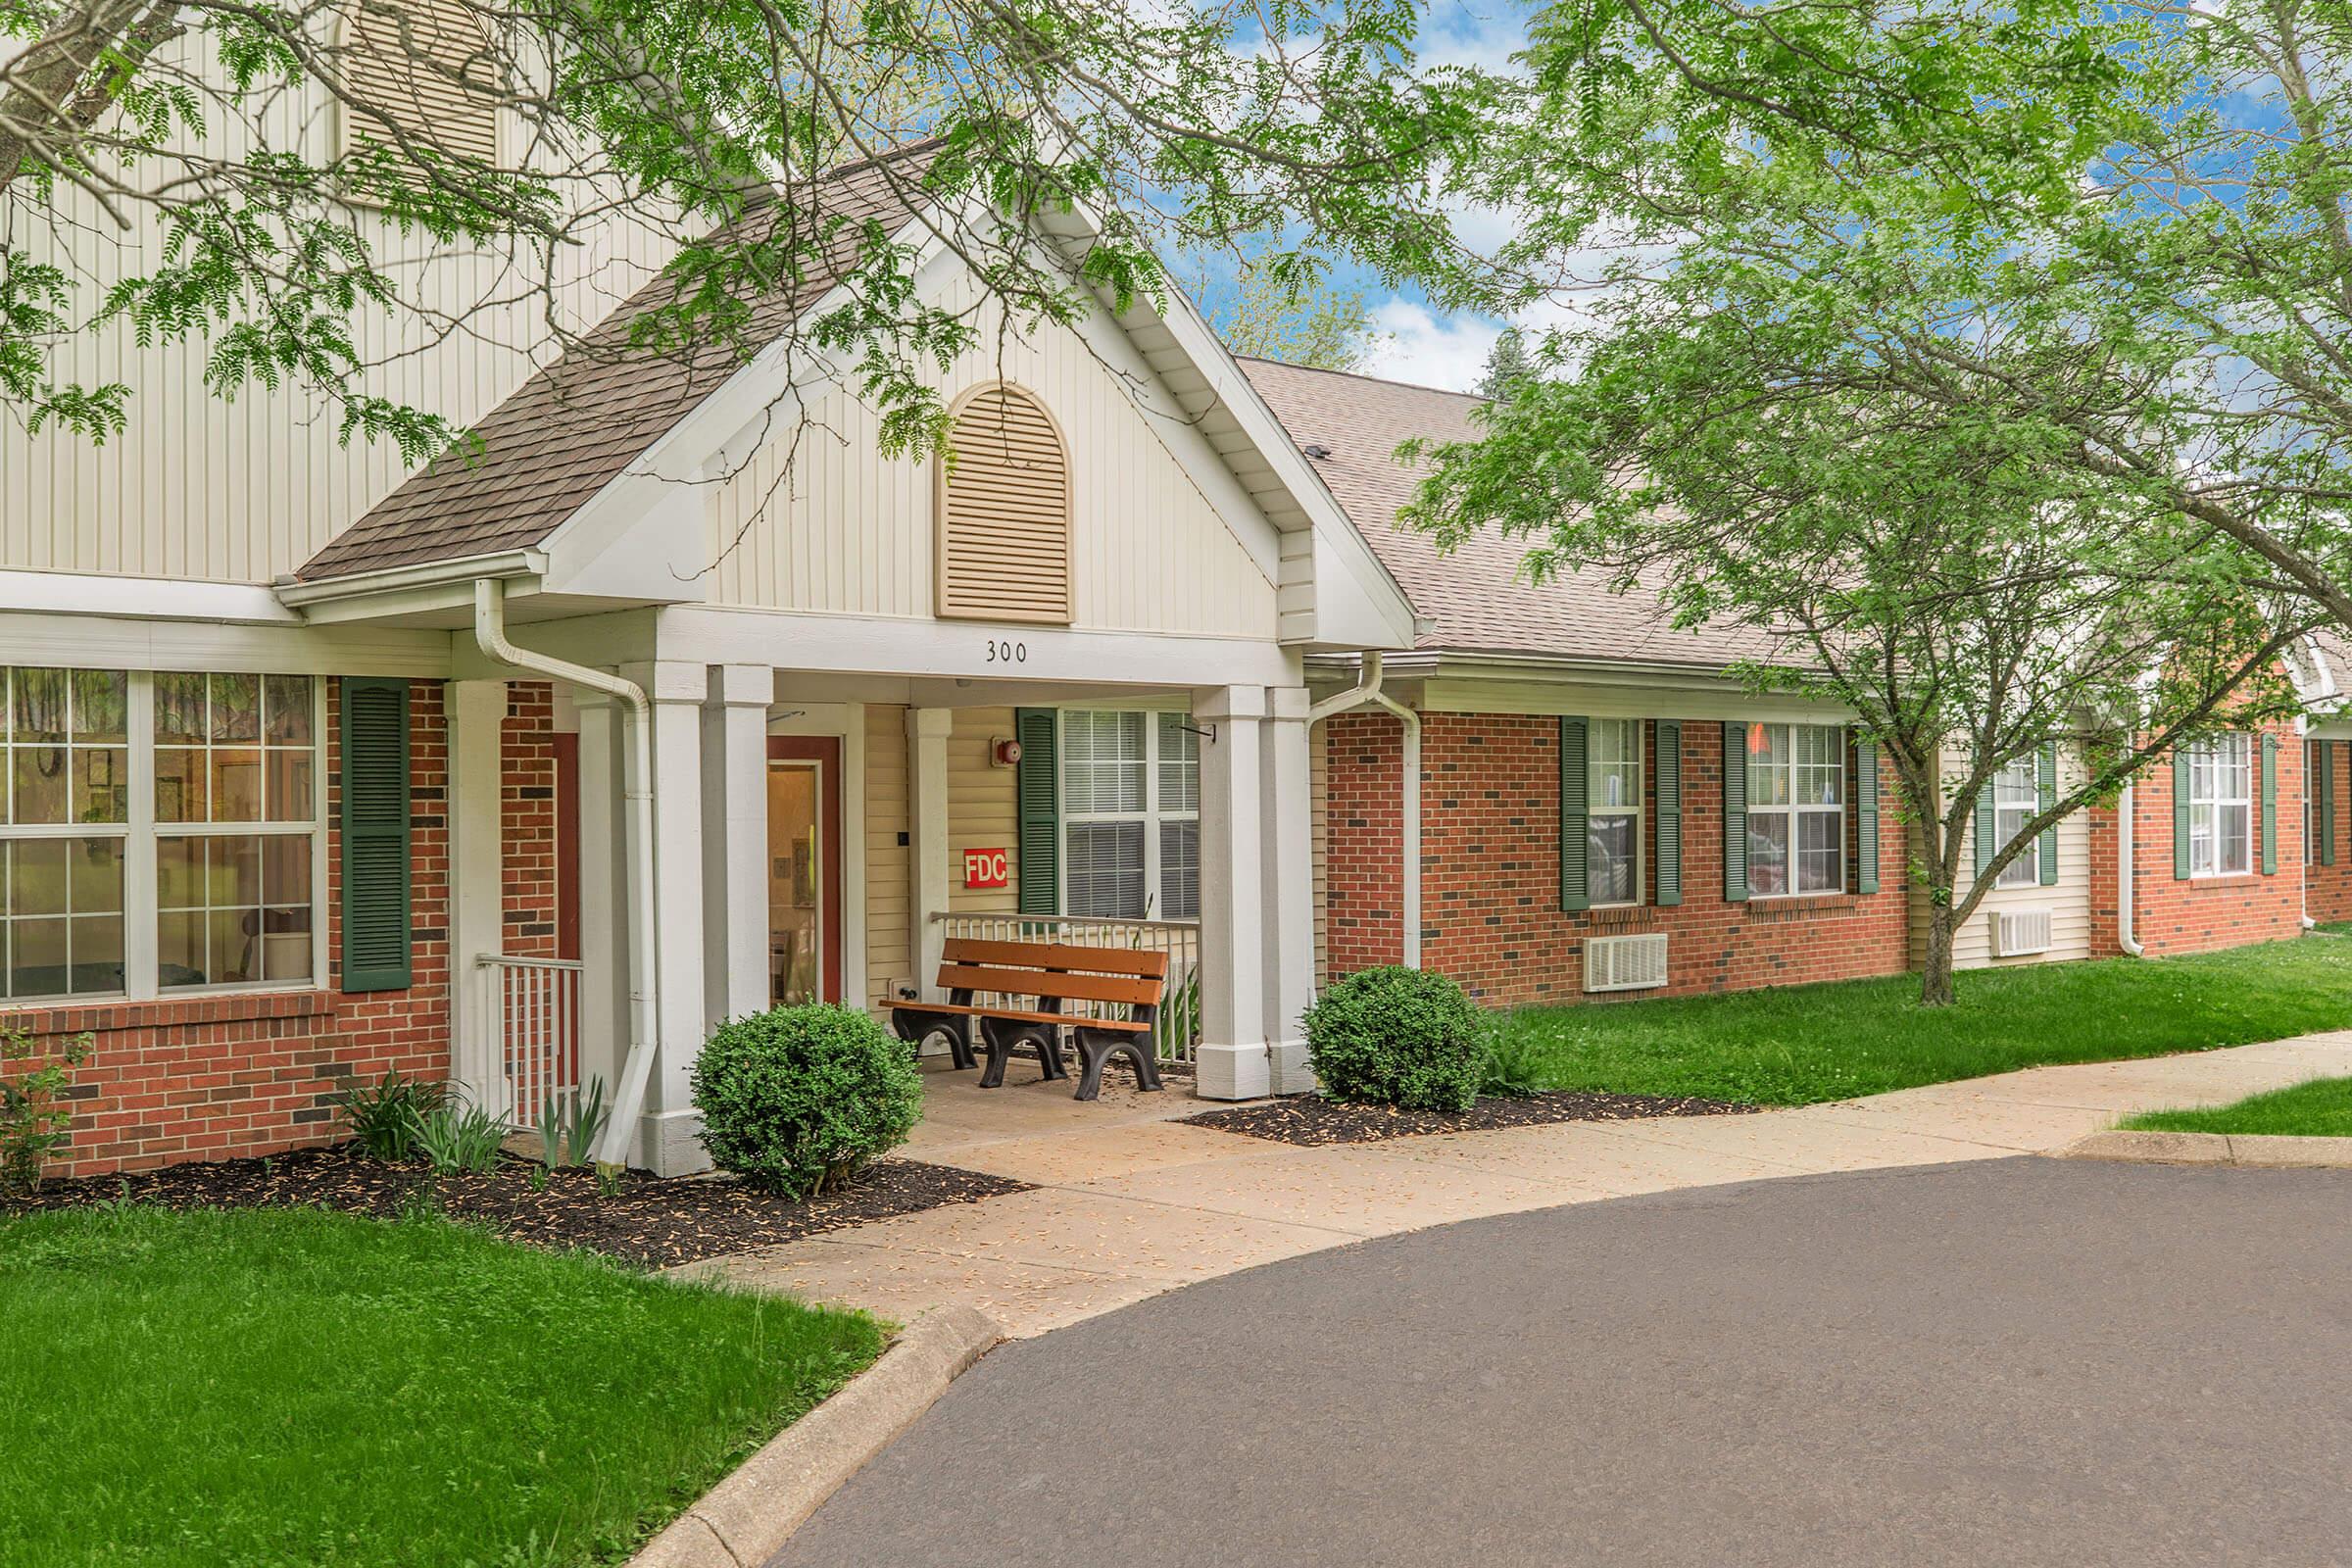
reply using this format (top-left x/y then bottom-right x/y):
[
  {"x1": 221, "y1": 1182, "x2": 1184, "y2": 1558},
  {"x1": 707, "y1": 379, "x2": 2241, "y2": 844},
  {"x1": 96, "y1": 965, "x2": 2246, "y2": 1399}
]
[
  {"x1": 1238, "y1": 357, "x2": 1773, "y2": 670},
  {"x1": 296, "y1": 142, "x2": 938, "y2": 582}
]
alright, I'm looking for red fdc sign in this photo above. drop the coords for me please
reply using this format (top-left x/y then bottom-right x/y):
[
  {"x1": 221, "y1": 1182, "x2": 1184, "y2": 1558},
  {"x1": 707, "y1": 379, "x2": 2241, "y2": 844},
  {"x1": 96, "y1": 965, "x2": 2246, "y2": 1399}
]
[{"x1": 962, "y1": 848, "x2": 1010, "y2": 889}]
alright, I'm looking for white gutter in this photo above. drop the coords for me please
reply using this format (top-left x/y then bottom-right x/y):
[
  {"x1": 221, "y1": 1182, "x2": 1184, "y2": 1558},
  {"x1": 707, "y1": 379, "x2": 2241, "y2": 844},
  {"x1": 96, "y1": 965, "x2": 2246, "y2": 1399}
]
[
  {"x1": 473, "y1": 578, "x2": 659, "y2": 1167},
  {"x1": 275, "y1": 548, "x2": 547, "y2": 608},
  {"x1": 1309, "y1": 652, "x2": 1422, "y2": 967}
]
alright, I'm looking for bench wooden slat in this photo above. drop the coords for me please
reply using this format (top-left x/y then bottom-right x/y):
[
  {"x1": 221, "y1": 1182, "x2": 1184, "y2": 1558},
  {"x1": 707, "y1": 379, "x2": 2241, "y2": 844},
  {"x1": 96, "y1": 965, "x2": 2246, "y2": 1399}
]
[
  {"x1": 937, "y1": 962, "x2": 1163, "y2": 1008},
  {"x1": 909, "y1": 1002, "x2": 1152, "y2": 1032},
  {"x1": 939, "y1": 938, "x2": 1170, "y2": 980}
]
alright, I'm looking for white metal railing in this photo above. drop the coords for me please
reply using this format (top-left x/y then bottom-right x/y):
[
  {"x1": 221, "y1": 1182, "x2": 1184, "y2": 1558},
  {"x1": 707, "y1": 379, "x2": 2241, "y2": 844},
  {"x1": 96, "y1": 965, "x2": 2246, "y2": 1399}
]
[
  {"x1": 929, "y1": 912, "x2": 1201, "y2": 1064},
  {"x1": 476, "y1": 954, "x2": 584, "y2": 1130}
]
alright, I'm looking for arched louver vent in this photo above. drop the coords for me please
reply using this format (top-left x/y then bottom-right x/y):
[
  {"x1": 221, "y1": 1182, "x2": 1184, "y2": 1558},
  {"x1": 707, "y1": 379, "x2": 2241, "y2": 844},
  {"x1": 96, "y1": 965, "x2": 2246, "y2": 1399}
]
[
  {"x1": 937, "y1": 384, "x2": 1073, "y2": 624},
  {"x1": 341, "y1": 0, "x2": 500, "y2": 165}
]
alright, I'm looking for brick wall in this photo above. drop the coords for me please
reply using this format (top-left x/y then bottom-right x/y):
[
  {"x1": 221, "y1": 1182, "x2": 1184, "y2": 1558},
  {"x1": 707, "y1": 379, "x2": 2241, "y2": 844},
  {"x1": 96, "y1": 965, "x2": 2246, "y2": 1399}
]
[
  {"x1": 2306, "y1": 737, "x2": 2352, "y2": 925},
  {"x1": 2095, "y1": 720, "x2": 2307, "y2": 957},
  {"x1": 502, "y1": 680, "x2": 560, "y2": 957},
  {"x1": 1323, "y1": 710, "x2": 1912, "y2": 1004},
  {"x1": 21, "y1": 680, "x2": 453, "y2": 1178}
]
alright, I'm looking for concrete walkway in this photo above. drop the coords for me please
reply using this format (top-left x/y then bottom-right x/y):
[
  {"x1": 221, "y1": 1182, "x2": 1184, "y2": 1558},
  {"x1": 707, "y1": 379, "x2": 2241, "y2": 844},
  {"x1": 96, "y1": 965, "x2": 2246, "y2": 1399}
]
[{"x1": 700, "y1": 1031, "x2": 2352, "y2": 1337}]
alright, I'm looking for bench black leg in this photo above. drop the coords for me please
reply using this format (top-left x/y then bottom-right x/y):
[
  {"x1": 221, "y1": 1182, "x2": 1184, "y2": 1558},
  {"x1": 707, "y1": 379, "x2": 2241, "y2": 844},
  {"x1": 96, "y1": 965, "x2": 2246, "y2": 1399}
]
[
  {"x1": 1072, "y1": 1030, "x2": 1162, "y2": 1101},
  {"x1": 978, "y1": 1021, "x2": 1065, "y2": 1088},
  {"x1": 891, "y1": 1009, "x2": 976, "y2": 1071}
]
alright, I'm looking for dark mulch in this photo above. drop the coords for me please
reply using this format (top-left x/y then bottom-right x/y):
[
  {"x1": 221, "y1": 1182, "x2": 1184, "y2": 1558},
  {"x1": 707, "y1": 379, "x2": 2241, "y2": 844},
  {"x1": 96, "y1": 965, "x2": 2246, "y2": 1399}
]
[
  {"x1": 1, "y1": 1145, "x2": 1030, "y2": 1268},
  {"x1": 1183, "y1": 1089, "x2": 1760, "y2": 1147}
]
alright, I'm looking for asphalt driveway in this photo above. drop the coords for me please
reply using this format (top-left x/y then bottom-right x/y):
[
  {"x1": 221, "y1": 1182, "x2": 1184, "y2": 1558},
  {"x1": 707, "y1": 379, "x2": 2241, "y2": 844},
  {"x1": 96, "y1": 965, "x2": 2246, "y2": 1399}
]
[{"x1": 771, "y1": 1157, "x2": 2352, "y2": 1568}]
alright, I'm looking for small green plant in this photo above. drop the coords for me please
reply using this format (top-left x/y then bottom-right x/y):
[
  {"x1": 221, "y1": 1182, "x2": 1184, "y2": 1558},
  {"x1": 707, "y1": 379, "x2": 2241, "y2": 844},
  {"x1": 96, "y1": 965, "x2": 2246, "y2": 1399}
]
[
  {"x1": 1479, "y1": 1013, "x2": 1546, "y2": 1100},
  {"x1": 1303, "y1": 966, "x2": 1486, "y2": 1111},
  {"x1": 592, "y1": 1162, "x2": 625, "y2": 1200},
  {"x1": 412, "y1": 1102, "x2": 508, "y2": 1175},
  {"x1": 692, "y1": 1004, "x2": 923, "y2": 1199},
  {"x1": 335, "y1": 1070, "x2": 449, "y2": 1162},
  {"x1": 538, "y1": 1077, "x2": 610, "y2": 1169},
  {"x1": 0, "y1": 1029, "x2": 93, "y2": 1194}
]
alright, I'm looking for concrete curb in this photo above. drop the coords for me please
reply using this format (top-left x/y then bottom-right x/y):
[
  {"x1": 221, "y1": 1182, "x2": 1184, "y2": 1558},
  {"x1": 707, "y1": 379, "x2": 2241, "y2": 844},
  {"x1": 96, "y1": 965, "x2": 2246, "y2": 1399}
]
[
  {"x1": 2056, "y1": 1129, "x2": 2352, "y2": 1169},
  {"x1": 628, "y1": 1303, "x2": 1002, "y2": 1568}
]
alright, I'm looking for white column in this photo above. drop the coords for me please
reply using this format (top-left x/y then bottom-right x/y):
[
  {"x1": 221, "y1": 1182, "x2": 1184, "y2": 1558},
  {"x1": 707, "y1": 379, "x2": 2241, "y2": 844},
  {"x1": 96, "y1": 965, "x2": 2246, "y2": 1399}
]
[
  {"x1": 1195, "y1": 684, "x2": 1269, "y2": 1100},
  {"x1": 1261, "y1": 686, "x2": 1318, "y2": 1095},
  {"x1": 446, "y1": 678, "x2": 507, "y2": 1114},
  {"x1": 573, "y1": 692, "x2": 629, "y2": 1098},
  {"x1": 703, "y1": 664, "x2": 772, "y2": 1028},
  {"x1": 625, "y1": 660, "x2": 712, "y2": 1175},
  {"x1": 906, "y1": 707, "x2": 954, "y2": 1002}
]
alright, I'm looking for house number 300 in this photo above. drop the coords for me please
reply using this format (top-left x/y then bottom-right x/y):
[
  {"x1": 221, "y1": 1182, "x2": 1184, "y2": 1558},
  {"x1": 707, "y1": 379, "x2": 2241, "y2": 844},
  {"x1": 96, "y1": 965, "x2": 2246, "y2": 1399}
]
[{"x1": 985, "y1": 640, "x2": 1028, "y2": 664}]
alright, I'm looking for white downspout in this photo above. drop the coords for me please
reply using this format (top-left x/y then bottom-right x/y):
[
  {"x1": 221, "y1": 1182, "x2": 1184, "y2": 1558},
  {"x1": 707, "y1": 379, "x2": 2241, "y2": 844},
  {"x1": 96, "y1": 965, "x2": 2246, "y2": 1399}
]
[
  {"x1": 2117, "y1": 776, "x2": 2143, "y2": 957},
  {"x1": 1309, "y1": 652, "x2": 1423, "y2": 968},
  {"x1": 473, "y1": 578, "x2": 659, "y2": 1167}
]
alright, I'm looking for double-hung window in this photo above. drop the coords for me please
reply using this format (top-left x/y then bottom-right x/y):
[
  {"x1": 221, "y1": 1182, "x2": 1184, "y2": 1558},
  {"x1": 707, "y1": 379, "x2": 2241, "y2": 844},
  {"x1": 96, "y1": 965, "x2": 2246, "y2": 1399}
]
[
  {"x1": 1991, "y1": 758, "x2": 2039, "y2": 889},
  {"x1": 1060, "y1": 710, "x2": 1200, "y2": 920},
  {"x1": 0, "y1": 667, "x2": 323, "y2": 1004},
  {"x1": 0, "y1": 669, "x2": 130, "y2": 1000},
  {"x1": 1587, "y1": 718, "x2": 1642, "y2": 906},
  {"x1": 2185, "y1": 734, "x2": 2252, "y2": 877},
  {"x1": 1744, "y1": 722, "x2": 1844, "y2": 897}
]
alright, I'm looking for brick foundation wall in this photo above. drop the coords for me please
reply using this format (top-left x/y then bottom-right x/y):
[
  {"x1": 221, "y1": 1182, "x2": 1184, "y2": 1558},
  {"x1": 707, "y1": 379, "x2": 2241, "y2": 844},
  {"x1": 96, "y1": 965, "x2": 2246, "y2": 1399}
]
[
  {"x1": 1323, "y1": 710, "x2": 1912, "y2": 1004},
  {"x1": 15, "y1": 680, "x2": 453, "y2": 1178},
  {"x1": 2305, "y1": 738, "x2": 2352, "y2": 925},
  {"x1": 2096, "y1": 721, "x2": 2307, "y2": 957}
]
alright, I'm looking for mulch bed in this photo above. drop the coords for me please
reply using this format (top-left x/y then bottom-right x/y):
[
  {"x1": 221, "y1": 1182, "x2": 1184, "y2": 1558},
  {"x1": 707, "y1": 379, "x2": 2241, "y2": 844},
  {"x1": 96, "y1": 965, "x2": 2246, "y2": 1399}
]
[
  {"x1": 1, "y1": 1145, "x2": 1030, "y2": 1269},
  {"x1": 1183, "y1": 1090, "x2": 1760, "y2": 1147}
]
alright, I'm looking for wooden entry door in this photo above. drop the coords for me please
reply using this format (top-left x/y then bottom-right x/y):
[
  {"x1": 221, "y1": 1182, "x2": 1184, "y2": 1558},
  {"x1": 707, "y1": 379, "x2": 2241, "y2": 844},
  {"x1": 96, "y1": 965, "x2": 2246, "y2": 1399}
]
[{"x1": 766, "y1": 737, "x2": 844, "y2": 1005}]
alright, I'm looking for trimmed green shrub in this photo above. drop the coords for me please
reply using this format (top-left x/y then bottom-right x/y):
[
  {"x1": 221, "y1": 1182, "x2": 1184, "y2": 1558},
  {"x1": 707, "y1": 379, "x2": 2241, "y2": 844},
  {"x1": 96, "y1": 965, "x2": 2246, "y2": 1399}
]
[
  {"x1": 1304, "y1": 966, "x2": 1485, "y2": 1111},
  {"x1": 692, "y1": 1004, "x2": 923, "y2": 1199}
]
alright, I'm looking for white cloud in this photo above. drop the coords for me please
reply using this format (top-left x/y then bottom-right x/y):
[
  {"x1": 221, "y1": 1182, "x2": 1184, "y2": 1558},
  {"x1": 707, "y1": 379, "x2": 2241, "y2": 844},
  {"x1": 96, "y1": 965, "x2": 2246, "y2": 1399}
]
[{"x1": 1359, "y1": 299, "x2": 1506, "y2": 391}]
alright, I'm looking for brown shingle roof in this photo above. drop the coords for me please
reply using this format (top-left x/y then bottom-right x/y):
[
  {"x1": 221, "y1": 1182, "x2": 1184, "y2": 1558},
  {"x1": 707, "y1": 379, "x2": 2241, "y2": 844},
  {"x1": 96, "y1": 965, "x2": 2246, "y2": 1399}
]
[
  {"x1": 297, "y1": 142, "x2": 942, "y2": 582},
  {"x1": 1239, "y1": 356, "x2": 1773, "y2": 670}
]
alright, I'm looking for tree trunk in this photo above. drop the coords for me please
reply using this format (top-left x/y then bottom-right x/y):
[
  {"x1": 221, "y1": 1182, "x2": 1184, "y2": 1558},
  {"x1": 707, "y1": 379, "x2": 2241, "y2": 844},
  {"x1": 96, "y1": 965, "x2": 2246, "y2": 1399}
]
[
  {"x1": 0, "y1": 0, "x2": 184, "y2": 203},
  {"x1": 1919, "y1": 902, "x2": 1958, "y2": 1006}
]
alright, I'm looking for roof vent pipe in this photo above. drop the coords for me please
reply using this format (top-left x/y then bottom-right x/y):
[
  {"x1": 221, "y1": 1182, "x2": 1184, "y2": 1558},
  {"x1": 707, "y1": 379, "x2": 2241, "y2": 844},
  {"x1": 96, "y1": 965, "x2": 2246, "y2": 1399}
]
[
  {"x1": 1309, "y1": 652, "x2": 1422, "y2": 968},
  {"x1": 472, "y1": 578, "x2": 660, "y2": 1165}
]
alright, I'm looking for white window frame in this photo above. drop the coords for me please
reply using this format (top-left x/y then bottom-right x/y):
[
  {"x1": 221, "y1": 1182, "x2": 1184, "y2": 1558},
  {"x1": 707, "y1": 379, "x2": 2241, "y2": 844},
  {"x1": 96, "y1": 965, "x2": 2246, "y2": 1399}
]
[
  {"x1": 1058, "y1": 708, "x2": 1200, "y2": 922},
  {"x1": 1991, "y1": 757, "x2": 2040, "y2": 890},
  {"x1": 1745, "y1": 722, "x2": 1846, "y2": 899},
  {"x1": 1587, "y1": 716, "x2": 1643, "y2": 907},
  {"x1": 2307, "y1": 741, "x2": 2320, "y2": 867},
  {"x1": 2186, "y1": 733, "x2": 2252, "y2": 879},
  {"x1": 0, "y1": 669, "x2": 327, "y2": 1008}
]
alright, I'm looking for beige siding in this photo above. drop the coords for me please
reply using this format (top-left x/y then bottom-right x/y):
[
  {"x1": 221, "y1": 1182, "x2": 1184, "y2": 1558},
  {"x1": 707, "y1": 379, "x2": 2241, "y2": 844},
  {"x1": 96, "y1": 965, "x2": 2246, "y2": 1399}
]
[
  {"x1": 863, "y1": 705, "x2": 910, "y2": 1012},
  {"x1": 1311, "y1": 718, "x2": 1329, "y2": 988},
  {"x1": 1914, "y1": 744, "x2": 2096, "y2": 969},
  {"x1": 709, "y1": 273, "x2": 1278, "y2": 639},
  {"x1": 947, "y1": 708, "x2": 1021, "y2": 915},
  {"x1": 2, "y1": 29, "x2": 673, "y2": 584}
]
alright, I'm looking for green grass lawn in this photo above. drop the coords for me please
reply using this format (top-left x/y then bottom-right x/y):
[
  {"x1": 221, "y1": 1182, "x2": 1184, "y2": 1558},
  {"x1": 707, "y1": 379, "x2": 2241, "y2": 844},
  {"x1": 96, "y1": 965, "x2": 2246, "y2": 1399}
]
[
  {"x1": 2122, "y1": 1075, "x2": 2352, "y2": 1137},
  {"x1": 0, "y1": 1203, "x2": 883, "y2": 1568},
  {"x1": 1497, "y1": 936, "x2": 2352, "y2": 1105}
]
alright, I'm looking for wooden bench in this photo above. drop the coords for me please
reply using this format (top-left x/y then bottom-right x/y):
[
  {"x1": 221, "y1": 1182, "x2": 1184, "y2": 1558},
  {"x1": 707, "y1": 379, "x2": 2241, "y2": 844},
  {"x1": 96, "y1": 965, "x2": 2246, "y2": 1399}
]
[{"x1": 889, "y1": 938, "x2": 1167, "y2": 1101}]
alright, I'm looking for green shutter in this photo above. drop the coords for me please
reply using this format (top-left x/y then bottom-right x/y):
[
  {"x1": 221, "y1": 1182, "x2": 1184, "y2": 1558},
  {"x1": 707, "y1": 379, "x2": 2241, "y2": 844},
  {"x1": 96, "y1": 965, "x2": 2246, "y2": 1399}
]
[
  {"x1": 1655, "y1": 720, "x2": 1683, "y2": 906},
  {"x1": 2037, "y1": 743, "x2": 2060, "y2": 886},
  {"x1": 339, "y1": 677, "x2": 413, "y2": 993},
  {"x1": 2261, "y1": 734, "x2": 2278, "y2": 875},
  {"x1": 2322, "y1": 742, "x2": 2338, "y2": 868},
  {"x1": 2173, "y1": 748, "x2": 2193, "y2": 880},
  {"x1": 1722, "y1": 721, "x2": 1749, "y2": 903},
  {"x1": 1854, "y1": 738, "x2": 1880, "y2": 896},
  {"x1": 1014, "y1": 708, "x2": 1059, "y2": 915},
  {"x1": 1974, "y1": 779, "x2": 1997, "y2": 879},
  {"x1": 1558, "y1": 716, "x2": 1590, "y2": 912}
]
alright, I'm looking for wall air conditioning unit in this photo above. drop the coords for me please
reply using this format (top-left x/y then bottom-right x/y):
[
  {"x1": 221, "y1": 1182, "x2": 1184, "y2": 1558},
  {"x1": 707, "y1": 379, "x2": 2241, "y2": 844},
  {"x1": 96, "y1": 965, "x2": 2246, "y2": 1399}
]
[
  {"x1": 1585, "y1": 933, "x2": 1669, "y2": 994},
  {"x1": 1990, "y1": 907, "x2": 2053, "y2": 958}
]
